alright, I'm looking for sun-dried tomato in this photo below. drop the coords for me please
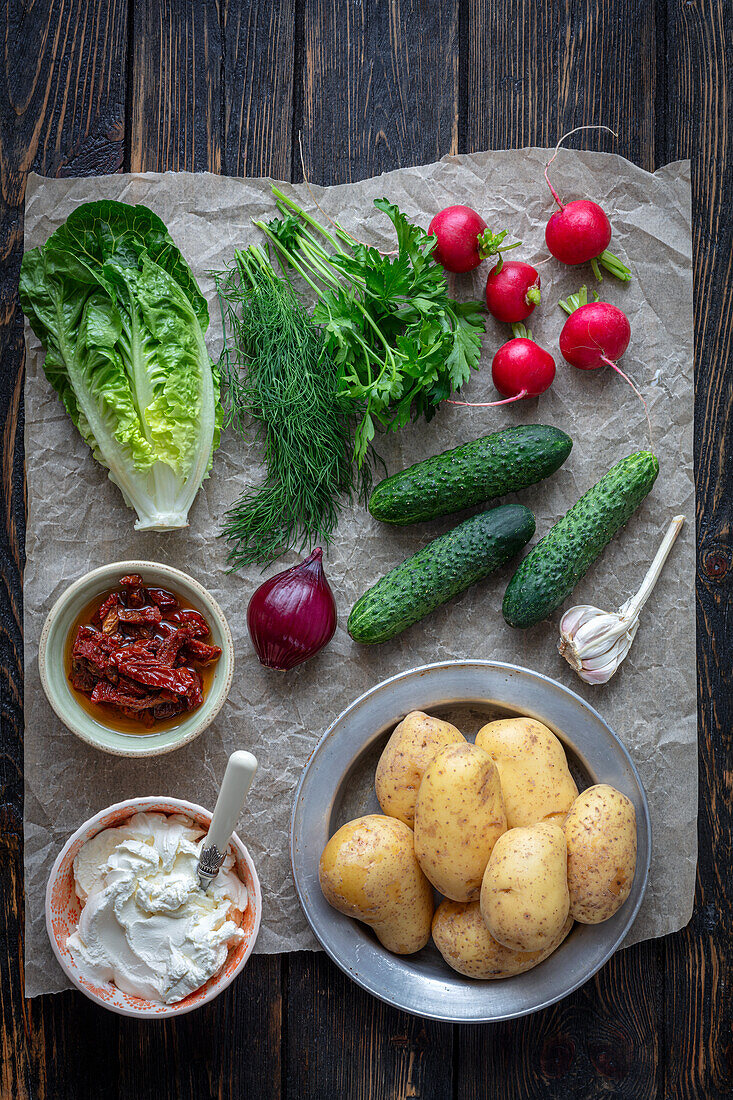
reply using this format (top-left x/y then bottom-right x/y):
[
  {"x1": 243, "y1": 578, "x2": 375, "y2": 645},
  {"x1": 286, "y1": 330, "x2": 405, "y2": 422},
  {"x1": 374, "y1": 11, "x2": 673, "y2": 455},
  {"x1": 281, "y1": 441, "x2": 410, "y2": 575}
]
[
  {"x1": 120, "y1": 705, "x2": 156, "y2": 728},
  {"x1": 185, "y1": 670, "x2": 204, "y2": 710},
  {"x1": 70, "y1": 661, "x2": 97, "y2": 694},
  {"x1": 93, "y1": 592, "x2": 120, "y2": 626},
  {"x1": 91, "y1": 682, "x2": 163, "y2": 710},
  {"x1": 147, "y1": 588, "x2": 180, "y2": 612},
  {"x1": 126, "y1": 587, "x2": 146, "y2": 609},
  {"x1": 69, "y1": 578, "x2": 221, "y2": 728},
  {"x1": 155, "y1": 626, "x2": 193, "y2": 668},
  {"x1": 117, "y1": 606, "x2": 162, "y2": 626},
  {"x1": 183, "y1": 637, "x2": 223, "y2": 666},
  {"x1": 153, "y1": 700, "x2": 186, "y2": 721},
  {"x1": 72, "y1": 627, "x2": 117, "y2": 675},
  {"x1": 162, "y1": 609, "x2": 209, "y2": 636},
  {"x1": 119, "y1": 574, "x2": 144, "y2": 588},
  {"x1": 110, "y1": 657, "x2": 196, "y2": 696}
]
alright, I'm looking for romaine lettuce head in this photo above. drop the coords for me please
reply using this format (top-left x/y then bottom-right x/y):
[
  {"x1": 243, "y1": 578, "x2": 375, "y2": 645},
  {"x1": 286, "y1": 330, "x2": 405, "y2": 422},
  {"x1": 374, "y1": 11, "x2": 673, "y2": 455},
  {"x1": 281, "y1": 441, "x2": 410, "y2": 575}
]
[{"x1": 19, "y1": 200, "x2": 222, "y2": 530}]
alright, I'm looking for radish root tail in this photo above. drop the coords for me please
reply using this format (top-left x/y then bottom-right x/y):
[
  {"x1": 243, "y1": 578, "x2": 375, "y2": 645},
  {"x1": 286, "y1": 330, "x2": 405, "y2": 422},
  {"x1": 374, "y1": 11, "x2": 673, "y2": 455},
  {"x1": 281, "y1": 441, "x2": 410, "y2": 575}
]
[
  {"x1": 448, "y1": 390, "x2": 529, "y2": 408},
  {"x1": 600, "y1": 354, "x2": 655, "y2": 450},
  {"x1": 544, "y1": 124, "x2": 620, "y2": 211}
]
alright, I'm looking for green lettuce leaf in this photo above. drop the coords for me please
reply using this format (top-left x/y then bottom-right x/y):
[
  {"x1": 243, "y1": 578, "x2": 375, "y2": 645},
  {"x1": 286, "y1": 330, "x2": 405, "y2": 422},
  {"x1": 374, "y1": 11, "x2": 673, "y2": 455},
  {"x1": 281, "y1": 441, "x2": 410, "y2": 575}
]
[{"x1": 19, "y1": 200, "x2": 221, "y2": 530}]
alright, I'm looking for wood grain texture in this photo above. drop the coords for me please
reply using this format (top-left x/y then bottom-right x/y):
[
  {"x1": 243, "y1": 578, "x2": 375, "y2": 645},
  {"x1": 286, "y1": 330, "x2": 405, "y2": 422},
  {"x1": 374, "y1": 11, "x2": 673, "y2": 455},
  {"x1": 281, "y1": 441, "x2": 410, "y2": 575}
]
[
  {"x1": 2, "y1": 0, "x2": 732, "y2": 1097},
  {"x1": 297, "y1": 0, "x2": 460, "y2": 185},
  {"x1": 0, "y1": 3, "x2": 127, "y2": 1097},
  {"x1": 129, "y1": 0, "x2": 223, "y2": 172},
  {"x1": 464, "y1": 0, "x2": 658, "y2": 168},
  {"x1": 457, "y1": 4, "x2": 669, "y2": 1097},
  {"x1": 222, "y1": 0, "x2": 296, "y2": 178},
  {"x1": 660, "y1": 2, "x2": 733, "y2": 1098},
  {"x1": 285, "y1": 951, "x2": 453, "y2": 1100},
  {"x1": 286, "y1": 2, "x2": 461, "y2": 1093},
  {"x1": 456, "y1": 941, "x2": 663, "y2": 1099}
]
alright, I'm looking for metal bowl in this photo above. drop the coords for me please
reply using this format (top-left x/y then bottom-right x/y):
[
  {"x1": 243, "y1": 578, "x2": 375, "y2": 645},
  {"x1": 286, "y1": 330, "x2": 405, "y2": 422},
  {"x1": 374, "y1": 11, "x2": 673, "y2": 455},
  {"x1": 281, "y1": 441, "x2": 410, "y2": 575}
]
[{"x1": 290, "y1": 660, "x2": 651, "y2": 1023}]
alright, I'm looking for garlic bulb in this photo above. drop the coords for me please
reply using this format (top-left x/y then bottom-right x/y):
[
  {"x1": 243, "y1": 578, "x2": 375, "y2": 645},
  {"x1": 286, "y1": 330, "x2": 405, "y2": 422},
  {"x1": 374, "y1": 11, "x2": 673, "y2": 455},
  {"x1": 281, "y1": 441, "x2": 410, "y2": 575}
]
[{"x1": 558, "y1": 515, "x2": 685, "y2": 685}]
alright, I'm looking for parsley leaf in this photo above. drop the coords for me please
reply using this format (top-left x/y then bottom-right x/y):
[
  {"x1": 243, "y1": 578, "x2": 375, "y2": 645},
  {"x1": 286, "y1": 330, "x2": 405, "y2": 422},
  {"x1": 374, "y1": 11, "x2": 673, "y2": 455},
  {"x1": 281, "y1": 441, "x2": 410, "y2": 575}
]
[{"x1": 258, "y1": 190, "x2": 485, "y2": 462}]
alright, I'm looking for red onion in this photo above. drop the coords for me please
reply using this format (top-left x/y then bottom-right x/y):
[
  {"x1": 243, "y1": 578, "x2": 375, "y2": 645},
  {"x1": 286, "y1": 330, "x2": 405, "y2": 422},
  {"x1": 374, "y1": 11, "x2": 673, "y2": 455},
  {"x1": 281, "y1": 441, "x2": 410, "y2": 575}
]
[{"x1": 247, "y1": 548, "x2": 337, "y2": 671}]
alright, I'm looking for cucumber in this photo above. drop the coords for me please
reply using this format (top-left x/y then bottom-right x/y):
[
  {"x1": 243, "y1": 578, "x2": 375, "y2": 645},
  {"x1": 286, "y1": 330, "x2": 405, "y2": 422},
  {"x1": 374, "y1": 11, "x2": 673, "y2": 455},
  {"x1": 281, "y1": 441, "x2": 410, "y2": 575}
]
[
  {"x1": 348, "y1": 504, "x2": 535, "y2": 644},
  {"x1": 368, "y1": 425, "x2": 573, "y2": 525},
  {"x1": 502, "y1": 451, "x2": 659, "y2": 629}
]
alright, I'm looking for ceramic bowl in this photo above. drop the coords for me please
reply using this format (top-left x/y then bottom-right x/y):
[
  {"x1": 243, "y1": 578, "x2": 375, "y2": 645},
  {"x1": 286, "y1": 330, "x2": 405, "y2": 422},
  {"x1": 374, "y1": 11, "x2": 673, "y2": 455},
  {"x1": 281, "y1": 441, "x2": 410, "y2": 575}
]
[
  {"x1": 291, "y1": 660, "x2": 651, "y2": 1023},
  {"x1": 38, "y1": 560, "x2": 234, "y2": 756},
  {"x1": 46, "y1": 796, "x2": 262, "y2": 1018}
]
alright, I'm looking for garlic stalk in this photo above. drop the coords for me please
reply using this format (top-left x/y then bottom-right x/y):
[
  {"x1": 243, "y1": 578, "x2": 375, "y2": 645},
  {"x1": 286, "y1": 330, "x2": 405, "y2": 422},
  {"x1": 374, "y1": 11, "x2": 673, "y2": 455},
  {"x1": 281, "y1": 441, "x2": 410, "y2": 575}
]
[{"x1": 558, "y1": 515, "x2": 685, "y2": 685}]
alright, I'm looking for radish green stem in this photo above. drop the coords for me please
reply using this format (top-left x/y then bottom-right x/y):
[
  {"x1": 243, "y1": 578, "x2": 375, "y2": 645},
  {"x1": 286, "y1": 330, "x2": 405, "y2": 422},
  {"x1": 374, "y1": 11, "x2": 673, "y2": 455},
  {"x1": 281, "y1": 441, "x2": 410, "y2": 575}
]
[
  {"x1": 559, "y1": 285, "x2": 597, "y2": 315},
  {"x1": 598, "y1": 249, "x2": 632, "y2": 281},
  {"x1": 477, "y1": 229, "x2": 521, "y2": 260}
]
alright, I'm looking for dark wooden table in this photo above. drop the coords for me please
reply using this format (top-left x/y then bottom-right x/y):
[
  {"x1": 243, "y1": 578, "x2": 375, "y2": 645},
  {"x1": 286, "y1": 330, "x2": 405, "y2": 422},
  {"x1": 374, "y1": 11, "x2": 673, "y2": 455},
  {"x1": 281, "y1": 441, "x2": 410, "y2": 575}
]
[{"x1": 2, "y1": 2, "x2": 731, "y2": 1097}]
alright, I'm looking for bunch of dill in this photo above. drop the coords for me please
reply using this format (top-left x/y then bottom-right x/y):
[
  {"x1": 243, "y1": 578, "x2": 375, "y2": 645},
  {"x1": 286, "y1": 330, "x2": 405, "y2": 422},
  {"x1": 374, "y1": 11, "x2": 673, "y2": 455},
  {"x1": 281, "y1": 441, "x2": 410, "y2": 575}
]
[{"x1": 214, "y1": 245, "x2": 371, "y2": 568}]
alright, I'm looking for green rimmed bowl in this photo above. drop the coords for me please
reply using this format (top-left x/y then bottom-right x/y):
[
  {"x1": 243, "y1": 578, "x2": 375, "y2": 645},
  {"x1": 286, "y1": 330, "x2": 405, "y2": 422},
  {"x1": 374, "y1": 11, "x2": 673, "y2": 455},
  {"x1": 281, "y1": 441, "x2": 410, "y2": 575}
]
[{"x1": 38, "y1": 560, "x2": 234, "y2": 757}]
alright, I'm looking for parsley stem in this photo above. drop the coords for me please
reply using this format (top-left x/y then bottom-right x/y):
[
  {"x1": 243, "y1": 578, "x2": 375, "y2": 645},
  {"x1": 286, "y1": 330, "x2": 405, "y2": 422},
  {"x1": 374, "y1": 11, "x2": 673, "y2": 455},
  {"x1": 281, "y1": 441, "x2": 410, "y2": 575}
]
[{"x1": 272, "y1": 187, "x2": 348, "y2": 255}]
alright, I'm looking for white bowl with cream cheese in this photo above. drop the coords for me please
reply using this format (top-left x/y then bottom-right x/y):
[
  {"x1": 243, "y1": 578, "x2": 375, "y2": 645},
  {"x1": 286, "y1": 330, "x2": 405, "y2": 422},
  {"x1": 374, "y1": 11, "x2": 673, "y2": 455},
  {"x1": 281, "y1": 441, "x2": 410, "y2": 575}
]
[{"x1": 46, "y1": 796, "x2": 262, "y2": 1017}]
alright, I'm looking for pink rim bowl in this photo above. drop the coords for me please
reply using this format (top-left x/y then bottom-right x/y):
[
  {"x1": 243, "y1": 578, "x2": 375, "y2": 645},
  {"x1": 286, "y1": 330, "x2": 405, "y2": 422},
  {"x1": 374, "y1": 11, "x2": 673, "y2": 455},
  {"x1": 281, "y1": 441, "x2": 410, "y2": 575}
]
[{"x1": 46, "y1": 796, "x2": 262, "y2": 1017}]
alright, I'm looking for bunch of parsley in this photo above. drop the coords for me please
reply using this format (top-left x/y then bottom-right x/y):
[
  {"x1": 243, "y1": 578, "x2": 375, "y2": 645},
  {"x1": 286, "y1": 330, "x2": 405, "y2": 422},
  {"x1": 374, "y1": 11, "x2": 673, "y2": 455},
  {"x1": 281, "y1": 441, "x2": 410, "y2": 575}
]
[{"x1": 256, "y1": 190, "x2": 485, "y2": 464}]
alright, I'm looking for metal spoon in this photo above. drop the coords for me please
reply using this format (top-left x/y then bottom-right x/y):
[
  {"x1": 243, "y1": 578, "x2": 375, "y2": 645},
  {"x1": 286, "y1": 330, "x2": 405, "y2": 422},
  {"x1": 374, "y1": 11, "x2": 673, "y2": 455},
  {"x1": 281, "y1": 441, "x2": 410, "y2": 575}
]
[{"x1": 197, "y1": 750, "x2": 258, "y2": 890}]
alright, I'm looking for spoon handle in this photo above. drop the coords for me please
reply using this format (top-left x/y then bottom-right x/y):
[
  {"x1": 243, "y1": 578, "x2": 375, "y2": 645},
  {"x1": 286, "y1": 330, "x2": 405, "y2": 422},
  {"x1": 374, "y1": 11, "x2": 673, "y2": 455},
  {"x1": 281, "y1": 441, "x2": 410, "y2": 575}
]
[{"x1": 198, "y1": 751, "x2": 258, "y2": 886}]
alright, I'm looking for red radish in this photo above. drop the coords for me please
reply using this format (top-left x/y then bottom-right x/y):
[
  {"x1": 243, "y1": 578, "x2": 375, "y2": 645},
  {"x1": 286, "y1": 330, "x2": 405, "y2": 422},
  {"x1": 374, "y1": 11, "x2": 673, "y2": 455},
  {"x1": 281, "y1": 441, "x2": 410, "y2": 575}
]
[
  {"x1": 558, "y1": 286, "x2": 652, "y2": 441},
  {"x1": 546, "y1": 201, "x2": 611, "y2": 266},
  {"x1": 543, "y1": 126, "x2": 632, "y2": 282},
  {"x1": 485, "y1": 260, "x2": 541, "y2": 323},
  {"x1": 429, "y1": 205, "x2": 518, "y2": 273},
  {"x1": 449, "y1": 325, "x2": 555, "y2": 407},
  {"x1": 559, "y1": 299, "x2": 630, "y2": 370}
]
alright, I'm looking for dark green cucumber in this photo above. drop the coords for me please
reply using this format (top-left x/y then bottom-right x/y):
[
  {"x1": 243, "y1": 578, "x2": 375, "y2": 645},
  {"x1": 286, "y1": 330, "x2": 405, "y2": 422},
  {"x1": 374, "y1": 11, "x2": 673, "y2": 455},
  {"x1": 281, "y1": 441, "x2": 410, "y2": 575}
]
[
  {"x1": 503, "y1": 451, "x2": 660, "y2": 629},
  {"x1": 348, "y1": 504, "x2": 535, "y2": 644},
  {"x1": 368, "y1": 425, "x2": 572, "y2": 525}
]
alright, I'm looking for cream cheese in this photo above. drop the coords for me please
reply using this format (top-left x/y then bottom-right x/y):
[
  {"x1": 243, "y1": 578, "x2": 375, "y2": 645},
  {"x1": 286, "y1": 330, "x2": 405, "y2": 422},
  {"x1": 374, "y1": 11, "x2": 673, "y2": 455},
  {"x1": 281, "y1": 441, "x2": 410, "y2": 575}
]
[{"x1": 66, "y1": 811, "x2": 248, "y2": 1004}]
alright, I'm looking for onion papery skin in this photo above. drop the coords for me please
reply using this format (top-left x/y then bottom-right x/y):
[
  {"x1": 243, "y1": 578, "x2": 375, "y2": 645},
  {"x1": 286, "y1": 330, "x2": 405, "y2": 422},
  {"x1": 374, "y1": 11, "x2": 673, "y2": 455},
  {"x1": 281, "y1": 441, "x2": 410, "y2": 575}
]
[{"x1": 247, "y1": 549, "x2": 337, "y2": 671}]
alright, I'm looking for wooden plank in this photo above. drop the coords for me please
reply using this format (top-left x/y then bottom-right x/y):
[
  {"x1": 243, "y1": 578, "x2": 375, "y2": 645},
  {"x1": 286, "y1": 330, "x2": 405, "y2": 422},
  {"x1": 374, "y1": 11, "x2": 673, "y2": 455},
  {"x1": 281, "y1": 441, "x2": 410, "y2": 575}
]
[
  {"x1": 287, "y1": 1, "x2": 459, "y2": 1093},
  {"x1": 297, "y1": 0, "x2": 460, "y2": 186},
  {"x1": 0, "y1": 3, "x2": 128, "y2": 1096},
  {"x1": 124, "y1": 6, "x2": 286, "y2": 1098},
  {"x1": 221, "y1": 0, "x2": 296, "y2": 179},
  {"x1": 456, "y1": 941, "x2": 663, "y2": 1100},
  {"x1": 464, "y1": 0, "x2": 657, "y2": 169},
  {"x1": 659, "y1": 2, "x2": 733, "y2": 1097},
  {"x1": 129, "y1": 0, "x2": 223, "y2": 172},
  {"x1": 458, "y1": 3, "x2": 667, "y2": 1097},
  {"x1": 286, "y1": 951, "x2": 454, "y2": 1100}
]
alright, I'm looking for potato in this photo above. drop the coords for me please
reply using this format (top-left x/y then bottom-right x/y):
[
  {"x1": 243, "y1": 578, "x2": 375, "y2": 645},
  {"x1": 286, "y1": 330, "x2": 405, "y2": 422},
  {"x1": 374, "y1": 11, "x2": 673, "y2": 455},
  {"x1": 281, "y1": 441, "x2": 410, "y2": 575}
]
[
  {"x1": 319, "y1": 814, "x2": 433, "y2": 954},
  {"x1": 432, "y1": 900, "x2": 574, "y2": 979},
  {"x1": 480, "y1": 822, "x2": 570, "y2": 952},
  {"x1": 475, "y1": 717, "x2": 578, "y2": 828},
  {"x1": 375, "y1": 711, "x2": 466, "y2": 827},
  {"x1": 564, "y1": 784, "x2": 637, "y2": 923},
  {"x1": 414, "y1": 743, "x2": 506, "y2": 902}
]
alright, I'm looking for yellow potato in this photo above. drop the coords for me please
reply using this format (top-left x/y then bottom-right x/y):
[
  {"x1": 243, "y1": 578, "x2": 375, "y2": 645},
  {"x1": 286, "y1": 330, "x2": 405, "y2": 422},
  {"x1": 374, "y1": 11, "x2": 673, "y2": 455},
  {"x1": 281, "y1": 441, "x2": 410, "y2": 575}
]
[
  {"x1": 375, "y1": 711, "x2": 466, "y2": 827},
  {"x1": 564, "y1": 784, "x2": 637, "y2": 923},
  {"x1": 432, "y1": 900, "x2": 574, "y2": 979},
  {"x1": 475, "y1": 717, "x2": 578, "y2": 828},
  {"x1": 480, "y1": 822, "x2": 570, "y2": 952},
  {"x1": 319, "y1": 814, "x2": 433, "y2": 954},
  {"x1": 414, "y1": 743, "x2": 506, "y2": 902}
]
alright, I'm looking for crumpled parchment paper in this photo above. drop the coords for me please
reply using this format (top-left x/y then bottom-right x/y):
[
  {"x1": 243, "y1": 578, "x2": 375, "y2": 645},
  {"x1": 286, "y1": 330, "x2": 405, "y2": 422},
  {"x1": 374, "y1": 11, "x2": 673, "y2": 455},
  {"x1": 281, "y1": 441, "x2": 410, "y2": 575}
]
[{"x1": 22, "y1": 150, "x2": 695, "y2": 997}]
